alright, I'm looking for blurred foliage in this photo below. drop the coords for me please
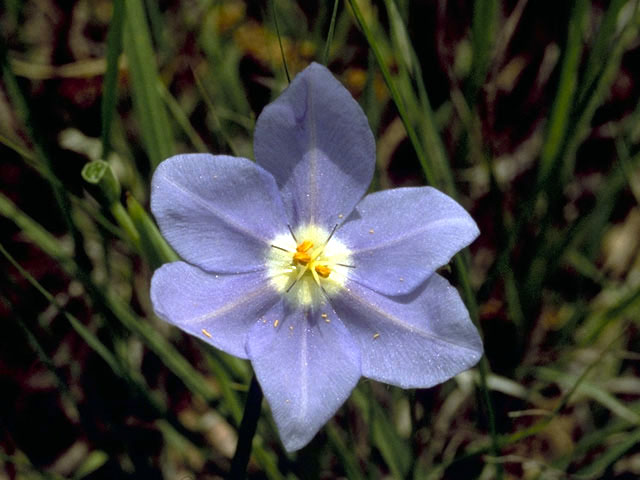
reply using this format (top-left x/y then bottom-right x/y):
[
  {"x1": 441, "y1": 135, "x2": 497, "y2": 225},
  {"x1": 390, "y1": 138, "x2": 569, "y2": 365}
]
[{"x1": 1, "y1": 0, "x2": 640, "y2": 478}]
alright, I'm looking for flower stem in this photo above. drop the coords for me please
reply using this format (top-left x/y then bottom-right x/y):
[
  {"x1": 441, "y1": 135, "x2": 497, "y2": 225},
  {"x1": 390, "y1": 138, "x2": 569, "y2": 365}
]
[{"x1": 229, "y1": 374, "x2": 263, "y2": 479}]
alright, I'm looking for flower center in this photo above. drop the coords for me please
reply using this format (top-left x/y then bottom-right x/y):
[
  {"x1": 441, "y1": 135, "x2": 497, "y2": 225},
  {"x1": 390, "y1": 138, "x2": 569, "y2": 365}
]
[{"x1": 266, "y1": 224, "x2": 353, "y2": 307}]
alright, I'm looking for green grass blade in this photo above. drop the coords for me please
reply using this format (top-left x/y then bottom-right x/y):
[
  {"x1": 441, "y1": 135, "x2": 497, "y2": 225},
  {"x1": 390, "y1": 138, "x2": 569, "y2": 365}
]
[
  {"x1": 0, "y1": 241, "x2": 122, "y2": 378},
  {"x1": 193, "y1": 68, "x2": 243, "y2": 158},
  {"x1": 575, "y1": 428, "x2": 640, "y2": 479},
  {"x1": 383, "y1": 0, "x2": 456, "y2": 195},
  {"x1": 100, "y1": 0, "x2": 125, "y2": 158},
  {"x1": 0, "y1": 132, "x2": 37, "y2": 163},
  {"x1": 0, "y1": 192, "x2": 213, "y2": 403},
  {"x1": 0, "y1": 192, "x2": 73, "y2": 265},
  {"x1": 124, "y1": 0, "x2": 175, "y2": 168},
  {"x1": 323, "y1": 0, "x2": 341, "y2": 64},
  {"x1": 516, "y1": 3, "x2": 640, "y2": 325},
  {"x1": 523, "y1": 108, "x2": 640, "y2": 309},
  {"x1": 352, "y1": 388, "x2": 411, "y2": 479},
  {"x1": 72, "y1": 451, "x2": 109, "y2": 480},
  {"x1": 0, "y1": 36, "x2": 91, "y2": 271},
  {"x1": 326, "y1": 423, "x2": 365, "y2": 480},
  {"x1": 347, "y1": 0, "x2": 437, "y2": 185},
  {"x1": 579, "y1": 283, "x2": 640, "y2": 345},
  {"x1": 126, "y1": 193, "x2": 178, "y2": 269},
  {"x1": 552, "y1": 406, "x2": 640, "y2": 472},
  {"x1": 158, "y1": 80, "x2": 209, "y2": 153},
  {"x1": 578, "y1": 0, "x2": 628, "y2": 104},
  {"x1": 561, "y1": 3, "x2": 640, "y2": 181},
  {"x1": 467, "y1": 0, "x2": 498, "y2": 102},
  {"x1": 536, "y1": 367, "x2": 640, "y2": 425},
  {"x1": 272, "y1": 0, "x2": 291, "y2": 82},
  {"x1": 1, "y1": 241, "x2": 214, "y2": 464},
  {"x1": 537, "y1": 0, "x2": 588, "y2": 183}
]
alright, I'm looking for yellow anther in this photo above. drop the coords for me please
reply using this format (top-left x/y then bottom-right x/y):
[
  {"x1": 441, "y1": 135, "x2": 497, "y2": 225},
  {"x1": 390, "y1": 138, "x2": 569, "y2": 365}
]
[
  {"x1": 273, "y1": 319, "x2": 280, "y2": 328},
  {"x1": 315, "y1": 264, "x2": 331, "y2": 278},
  {"x1": 296, "y1": 240, "x2": 314, "y2": 253},
  {"x1": 373, "y1": 333, "x2": 380, "y2": 339},
  {"x1": 201, "y1": 328, "x2": 212, "y2": 338},
  {"x1": 293, "y1": 251, "x2": 311, "y2": 265}
]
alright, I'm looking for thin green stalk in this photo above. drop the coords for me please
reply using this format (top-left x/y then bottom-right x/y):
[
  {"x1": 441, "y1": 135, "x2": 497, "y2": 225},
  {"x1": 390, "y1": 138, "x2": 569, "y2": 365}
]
[
  {"x1": 578, "y1": 0, "x2": 629, "y2": 104},
  {"x1": 326, "y1": 423, "x2": 366, "y2": 480},
  {"x1": 110, "y1": 202, "x2": 141, "y2": 249},
  {"x1": 193, "y1": 67, "x2": 242, "y2": 157},
  {"x1": 0, "y1": 36, "x2": 91, "y2": 272},
  {"x1": 323, "y1": 0, "x2": 341, "y2": 65},
  {"x1": 537, "y1": 0, "x2": 588, "y2": 183},
  {"x1": 124, "y1": 0, "x2": 174, "y2": 167},
  {"x1": 347, "y1": 0, "x2": 437, "y2": 185},
  {"x1": 383, "y1": 0, "x2": 456, "y2": 196},
  {"x1": 0, "y1": 133, "x2": 37, "y2": 163},
  {"x1": 0, "y1": 242, "x2": 210, "y2": 457},
  {"x1": 101, "y1": 0, "x2": 125, "y2": 158},
  {"x1": 454, "y1": 251, "x2": 501, "y2": 470},
  {"x1": 575, "y1": 429, "x2": 640, "y2": 478},
  {"x1": 0, "y1": 191, "x2": 214, "y2": 403},
  {"x1": 467, "y1": 0, "x2": 498, "y2": 103},
  {"x1": 229, "y1": 375, "x2": 264, "y2": 479},
  {"x1": 0, "y1": 242, "x2": 121, "y2": 378},
  {"x1": 158, "y1": 80, "x2": 209, "y2": 153},
  {"x1": 272, "y1": 0, "x2": 291, "y2": 83},
  {"x1": 351, "y1": 386, "x2": 410, "y2": 479},
  {"x1": 126, "y1": 193, "x2": 178, "y2": 269}
]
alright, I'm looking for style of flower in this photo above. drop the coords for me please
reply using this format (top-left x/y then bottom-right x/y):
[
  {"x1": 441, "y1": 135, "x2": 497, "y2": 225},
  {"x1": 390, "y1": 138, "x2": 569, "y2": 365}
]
[{"x1": 150, "y1": 63, "x2": 483, "y2": 451}]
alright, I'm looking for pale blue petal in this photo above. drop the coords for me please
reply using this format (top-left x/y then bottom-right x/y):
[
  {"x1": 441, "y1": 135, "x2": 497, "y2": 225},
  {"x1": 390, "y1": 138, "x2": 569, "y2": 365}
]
[
  {"x1": 254, "y1": 63, "x2": 375, "y2": 229},
  {"x1": 151, "y1": 154, "x2": 288, "y2": 273},
  {"x1": 151, "y1": 262, "x2": 281, "y2": 359},
  {"x1": 331, "y1": 275, "x2": 483, "y2": 388},
  {"x1": 337, "y1": 187, "x2": 479, "y2": 295},
  {"x1": 246, "y1": 302, "x2": 361, "y2": 451}
]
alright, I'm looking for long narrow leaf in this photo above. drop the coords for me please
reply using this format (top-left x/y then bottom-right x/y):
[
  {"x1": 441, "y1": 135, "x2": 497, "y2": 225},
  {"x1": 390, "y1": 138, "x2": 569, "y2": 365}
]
[
  {"x1": 100, "y1": 0, "x2": 125, "y2": 158},
  {"x1": 123, "y1": 0, "x2": 174, "y2": 168}
]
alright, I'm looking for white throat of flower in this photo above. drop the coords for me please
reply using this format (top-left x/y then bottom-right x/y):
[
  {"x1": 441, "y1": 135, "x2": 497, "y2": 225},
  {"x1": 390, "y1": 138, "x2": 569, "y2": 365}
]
[{"x1": 266, "y1": 224, "x2": 353, "y2": 307}]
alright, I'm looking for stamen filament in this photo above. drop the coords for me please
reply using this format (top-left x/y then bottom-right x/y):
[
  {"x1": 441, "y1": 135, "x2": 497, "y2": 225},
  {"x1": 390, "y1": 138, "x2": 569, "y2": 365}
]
[
  {"x1": 271, "y1": 244, "x2": 291, "y2": 253},
  {"x1": 323, "y1": 224, "x2": 339, "y2": 246},
  {"x1": 311, "y1": 267, "x2": 320, "y2": 285},
  {"x1": 286, "y1": 261, "x2": 310, "y2": 292},
  {"x1": 287, "y1": 224, "x2": 298, "y2": 243}
]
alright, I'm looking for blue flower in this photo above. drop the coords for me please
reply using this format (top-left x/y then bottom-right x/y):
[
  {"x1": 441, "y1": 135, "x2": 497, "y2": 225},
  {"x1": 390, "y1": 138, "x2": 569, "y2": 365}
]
[{"x1": 150, "y1": 63, "x2": 483, "y2": 451}]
